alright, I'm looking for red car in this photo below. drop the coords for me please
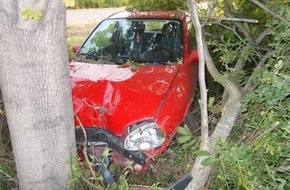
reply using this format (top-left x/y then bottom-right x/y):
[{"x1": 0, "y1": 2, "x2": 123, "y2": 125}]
[{"x1": 71, "y1": 10, "x2": 198, "y2": 177}]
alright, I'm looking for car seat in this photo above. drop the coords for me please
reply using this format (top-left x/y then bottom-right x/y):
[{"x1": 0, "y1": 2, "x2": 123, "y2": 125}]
[
  {"x1": 160, "y1": 22, "x2": 182, "y2": 59},
  {"x1": 124, "y1": 21, "x2": 146, "y2": 59},
  {"x1": 141, "y1": 22, "x2": 182, "y2": 63}
]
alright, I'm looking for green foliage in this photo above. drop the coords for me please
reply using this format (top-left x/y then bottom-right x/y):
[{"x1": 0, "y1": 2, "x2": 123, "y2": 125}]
[
  {"x1": 0, "y1": 101, "x2": 16, "y2": 189},
  {"x1": 68, "y1": 154, "x2": 83, "y2": 189},
  {"x1": 127, "y1": 0, "x2": 187, "y2": 11},
  {"x1": 204, "y1": 2, "x2": 290, "y2": 188},
  {"x1": 64, "y1": 0, "x2": 76, "y2": 7},
  {"x1": 72, "y1": 0, "x2": 129, "y2": 9},
  {"x1": 21, "y1": 9, "x2": 44, "y2": 22},
  {"x1": 177, "y1": 125, "x2": 200, "y2": 150},
  {"x1": 66, "y1": 147, "x2": 136, "y2": 190},
  {"x1": 210, "y1": 137, "x2": 289, "y2": 189},
  {"x1": 68, "y1": 37, "x2": 86, "y2": 59},
  {"x1": 0, "y1": 162, "x2": 16, "y2": 190}
]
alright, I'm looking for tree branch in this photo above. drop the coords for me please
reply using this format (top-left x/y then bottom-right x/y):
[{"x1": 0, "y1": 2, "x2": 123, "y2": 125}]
[
  {"x1": 204, "y1": 38, "x2": 242, "y2": 142},
  {"x1": 221, "y1": 28, "x2": 270, "y2": 103},
  {"x1": 75, "y1": 113, "x2": 97, "y2": 180},
  {"x1": 250, "y1": 0, "x2": 290, "y2": 26},
  {"x1": 242, "y1": 50, "x2": 276, "y2": 94},
  {"x1": 188, "y1": 0, "x2": 209, "y2": 149},
  {"x1": 255, "y1": 28, "x2": 270, "y2": 44},
  {"x1": 224, "y1": 0, "x2": 255, "y2": 44},
  {"x1": 186, "y1": 0, "x2": 243, "y2": 189},
  {"x1": 202, "y1": 0, "x2": 218, "y2": 27},
  {"x1": 200, "y1": 15, "x2": 259, "y2": 23}
]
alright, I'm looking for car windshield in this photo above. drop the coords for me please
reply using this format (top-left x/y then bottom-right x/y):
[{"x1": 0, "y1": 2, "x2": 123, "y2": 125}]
[{"x1": 75, "y1": 18, "x2": 183, "y2": 65}]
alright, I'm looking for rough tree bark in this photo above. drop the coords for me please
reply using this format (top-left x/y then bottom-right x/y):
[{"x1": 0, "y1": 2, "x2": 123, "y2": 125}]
[
  {"x1": 0, "y1": 1, "x2": 76, "y2": 189},
  {"x1": 185, "y1": 1, "x2": 243, "y2": 189}
]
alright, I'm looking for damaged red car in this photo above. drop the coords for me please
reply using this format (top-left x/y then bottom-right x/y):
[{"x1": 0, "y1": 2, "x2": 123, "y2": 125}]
[{"x1": 71, "y1": 10, "x2": 199, "y2": 181}]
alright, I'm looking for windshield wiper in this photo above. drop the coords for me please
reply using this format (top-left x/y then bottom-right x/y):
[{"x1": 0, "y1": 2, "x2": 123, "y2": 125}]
[
  {"x1": 118, "y1": 56, "x2": 169, "y2": 65},
  {"x1": 133, "y1": 58, "x2": 169, "y2": 65}
]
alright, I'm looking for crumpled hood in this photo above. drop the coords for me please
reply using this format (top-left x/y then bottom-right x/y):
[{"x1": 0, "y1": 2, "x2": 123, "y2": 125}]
[{"x1": 70, "y1": 62, "x2": 180, "y2": 136}]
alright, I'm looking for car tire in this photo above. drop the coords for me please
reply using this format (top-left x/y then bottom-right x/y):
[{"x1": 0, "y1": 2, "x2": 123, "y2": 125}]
[{"x1": 182, "y1": 112, "x2": 200, "y2": 134}]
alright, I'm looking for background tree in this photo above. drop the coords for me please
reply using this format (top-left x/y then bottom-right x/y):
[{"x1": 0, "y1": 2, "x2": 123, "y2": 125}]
[
  {"x1": 0, "y1": 0, "x2": 76, "y2": 189},
  {"x1": 127, "y1": 0, "x2": 187, "y2": 11}
]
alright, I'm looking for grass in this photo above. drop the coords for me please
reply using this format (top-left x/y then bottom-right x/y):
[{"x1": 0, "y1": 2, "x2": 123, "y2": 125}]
[
  {"x1": 67, "y1": 22, "x2": 98, "y2": 59},
  {"x1": 67, "y1": 21, "x2": 99, "y2": 50},
  {"x1": 0, "y1": 101, "x2": 17, "y2": 190},
  {"x1": 125, "y1": 138, "x2": 197, "y2": 187},
  {"x1": 67, "y1": 22, "x2": 97, "y2": 41}
]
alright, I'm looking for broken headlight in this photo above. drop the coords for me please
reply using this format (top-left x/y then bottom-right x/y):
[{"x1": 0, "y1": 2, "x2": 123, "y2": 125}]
[{"x1": 124, "y1": 122, "x2": 165, "y2": 151}]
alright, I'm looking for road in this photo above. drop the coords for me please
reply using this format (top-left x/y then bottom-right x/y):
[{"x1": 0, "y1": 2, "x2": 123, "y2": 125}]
[{"x1": 66, "y1": 7, "x2": 125, "y2": 24}]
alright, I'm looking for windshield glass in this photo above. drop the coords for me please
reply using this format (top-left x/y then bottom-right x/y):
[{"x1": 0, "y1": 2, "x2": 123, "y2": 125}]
[{"x1": 75, "y1": 19, "x2": 183, "y2": 65}]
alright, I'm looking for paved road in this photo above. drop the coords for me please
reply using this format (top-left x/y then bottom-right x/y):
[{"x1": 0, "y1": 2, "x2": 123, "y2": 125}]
[{"x1": 66, "y1": 7, "x2": 125, "y2": 24}]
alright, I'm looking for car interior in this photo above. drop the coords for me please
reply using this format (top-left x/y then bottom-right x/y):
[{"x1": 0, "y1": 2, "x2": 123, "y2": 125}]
[{"x1": 79, "y1": 19, "x2": 183, "y2": 64}]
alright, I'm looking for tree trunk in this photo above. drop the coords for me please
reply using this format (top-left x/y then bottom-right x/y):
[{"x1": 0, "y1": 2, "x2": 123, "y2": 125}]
[
  {"x1": 0, "y1": 1, "x2": 76, "y2": 189},
  {"x1": 186, "y1": 0, "x2": 243, "y2": 189}
]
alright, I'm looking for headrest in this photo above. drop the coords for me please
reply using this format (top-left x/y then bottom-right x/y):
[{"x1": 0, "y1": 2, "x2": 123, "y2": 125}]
[
  {"x1": 132, "y1": 21, "x2": 145, "y2": 31},
  {"x1": 162, "y1": 22, "x2": 179, "y2": 37}
]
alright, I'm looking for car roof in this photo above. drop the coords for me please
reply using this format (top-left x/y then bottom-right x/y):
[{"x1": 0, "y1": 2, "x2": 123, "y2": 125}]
[{"x1": 107, "y1": 11, "x2": 188, "y2": 21}]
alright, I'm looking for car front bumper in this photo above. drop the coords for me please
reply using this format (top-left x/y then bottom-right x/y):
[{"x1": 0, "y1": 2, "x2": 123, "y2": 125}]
[{"x1": 75, "y1": 127, "x2": 149, "y2": 171}]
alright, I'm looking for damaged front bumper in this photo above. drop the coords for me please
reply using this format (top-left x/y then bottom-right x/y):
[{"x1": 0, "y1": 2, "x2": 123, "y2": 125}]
[{"x1": 75, "y1": 127, "x2": 149, "y2": 172}]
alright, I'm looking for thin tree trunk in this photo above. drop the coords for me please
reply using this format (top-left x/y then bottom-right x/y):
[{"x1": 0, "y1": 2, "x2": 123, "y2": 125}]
[
  {"x1": 0, "y1": 1, "x2": 76, "y2": 189},
  {"x1": 186, "y1": 1, "x2": 243, "y2": 189}
]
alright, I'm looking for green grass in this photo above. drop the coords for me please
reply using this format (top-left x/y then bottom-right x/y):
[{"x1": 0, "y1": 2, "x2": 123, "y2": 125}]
[
  {"x1": 67, "y1": 22, "x2": 98, "y2": 59},
  {"x1": 67, "y1": 22, "x2": 97, "y2": 44},
  {"x1": 0, "y1": 106, "x2": 17, "y2": 189}
]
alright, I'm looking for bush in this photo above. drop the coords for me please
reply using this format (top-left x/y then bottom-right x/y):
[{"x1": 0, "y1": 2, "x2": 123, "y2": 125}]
[{"x1": 73, "y1": 0, "x2": 129, "y2": 9}]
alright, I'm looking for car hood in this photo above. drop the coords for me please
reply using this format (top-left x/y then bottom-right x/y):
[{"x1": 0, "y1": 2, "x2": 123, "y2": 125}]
[{"x1": 70, "y1": 62, "x2": 180, "y2": 136}]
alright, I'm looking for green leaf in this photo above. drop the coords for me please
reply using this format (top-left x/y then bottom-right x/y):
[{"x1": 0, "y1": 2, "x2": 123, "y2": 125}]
[
  {"x1": 184, "y1": 125, "x2": 192, "y2": 135},
  {"x1": 21, "y1": 9, "x2": 34, "y2": 21},
  {"x1": 276, "y1": 178, "x2": 287, "y2": 190},
  {"x1": 274, "y1": 60, "x2": 283, "y2": 70},
  {"x1": 177, "y1": 135, "x2": 191, "y2": 144},
  {"x1": 177, "y1": 126, "x2": 189, "y2": 136},
  {"x1": 195, "y1": 150, "x2": 212, "y2": 157},
  {"x1": 181, "y1": 140, "x2": 196, "y2": 149},
  {"x1": 208, "y1": 96, "x2": 215, "y2": 109},
  {"x1": 201, "y1": 157, "x2": 217, "y2": 166},
  {"x1": 102, "y1": 147, "x2": 111, "y2": 157},
  {"x1": 20, "y1": 9, "x2": 44, "y2": 22}
]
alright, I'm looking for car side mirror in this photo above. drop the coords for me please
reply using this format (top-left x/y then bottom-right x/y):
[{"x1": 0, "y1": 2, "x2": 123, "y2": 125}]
[
  {"x1": 189, "y1": 49, "x2": 199, "y2": 64},
  {"x1": 72, "y1": 44, "x2": 81, "y2": 54}
]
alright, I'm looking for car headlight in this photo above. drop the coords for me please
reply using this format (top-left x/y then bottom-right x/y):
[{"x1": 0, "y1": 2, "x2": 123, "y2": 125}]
[{"x1": 124, "y1": 122, "x2": 165, "y2": 151}]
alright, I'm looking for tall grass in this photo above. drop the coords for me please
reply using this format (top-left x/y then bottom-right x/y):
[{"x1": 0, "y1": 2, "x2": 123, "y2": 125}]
[
  {"x1": 0, "y1": 93, "x2": 17, "y2": 189},
  {"x1": 74, "y1": 0, "x2": 129, "y2": 9}
]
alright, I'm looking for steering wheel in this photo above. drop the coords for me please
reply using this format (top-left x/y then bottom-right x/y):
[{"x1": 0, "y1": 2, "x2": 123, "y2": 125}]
[{"x1": 153, "y1": 44, "x2": 174, "y2": 60}]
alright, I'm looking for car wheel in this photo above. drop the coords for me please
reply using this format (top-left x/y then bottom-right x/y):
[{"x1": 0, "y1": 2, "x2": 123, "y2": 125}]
[{"x1": 182, "y1": 112, "x2": 200, "y2": 134}]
